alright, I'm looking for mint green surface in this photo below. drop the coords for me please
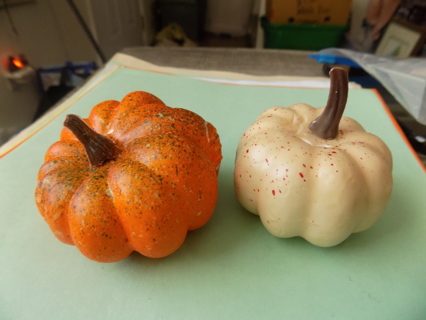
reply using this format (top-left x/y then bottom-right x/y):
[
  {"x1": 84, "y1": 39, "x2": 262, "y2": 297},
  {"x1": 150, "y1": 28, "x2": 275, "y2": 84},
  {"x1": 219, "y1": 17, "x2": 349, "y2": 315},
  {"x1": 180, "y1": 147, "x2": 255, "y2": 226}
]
[{"x1": 1, "y1": 67, "x2": 425, "y2": 320}]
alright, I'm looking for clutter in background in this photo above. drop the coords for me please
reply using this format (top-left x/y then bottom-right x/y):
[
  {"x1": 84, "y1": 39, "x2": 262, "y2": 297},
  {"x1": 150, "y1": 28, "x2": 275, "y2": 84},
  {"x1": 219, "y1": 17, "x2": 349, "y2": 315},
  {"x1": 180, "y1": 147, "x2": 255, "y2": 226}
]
[
  {"x1": 365, "y1": 0, "x2": 401, "y2": 41},
  {"x1": 5, "y1": 54, "x2": 29, "y2": 73},
  {"x1": 347, "y1": 0, "x2": 425, "y2": 55},
  {"x1": 261, "y1": 17, "x2": 349, "y2": 51},
  {"x1": 153, "y1": 0, "x2": 256, "y2": 47},
  {"x1": 155, "y1": 0, "x2": 206, "y2": 43},
  {"x1": 266, "y1": 0, "x2": 352, "y2": 25},
  {"x1": 33, "y1": 62, "x2": 97, "y2": 121},
  {"x1": 2, "y1": 54, "x2": 34, "y2": 91},
  {"x1": 262, "y1": 0, "x2": 352, "y2": 51},
  {"x1": 312, "y1": 48, "x2": 426, "y2": 126},
  {"x1": 204, "y1": 0, "x2": 255, "y2": 37},
  {"x1": 153, "y1": 23, "x2": 198, "y2": 47}
]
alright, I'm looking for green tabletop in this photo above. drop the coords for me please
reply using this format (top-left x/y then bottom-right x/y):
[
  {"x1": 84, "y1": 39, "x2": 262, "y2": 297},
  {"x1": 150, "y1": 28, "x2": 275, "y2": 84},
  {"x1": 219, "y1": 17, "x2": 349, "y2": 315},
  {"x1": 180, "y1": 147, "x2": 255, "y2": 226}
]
[{"x1": 1, "y1": 65, "x2": 425, "y2": 320}]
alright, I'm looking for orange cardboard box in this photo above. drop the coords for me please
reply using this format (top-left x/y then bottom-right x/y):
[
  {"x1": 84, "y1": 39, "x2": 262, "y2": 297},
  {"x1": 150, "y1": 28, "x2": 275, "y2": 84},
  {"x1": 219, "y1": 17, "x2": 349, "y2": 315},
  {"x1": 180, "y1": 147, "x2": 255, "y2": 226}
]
[{"x1": 267, "y1": 0, "x2": 352, "y2": 25}]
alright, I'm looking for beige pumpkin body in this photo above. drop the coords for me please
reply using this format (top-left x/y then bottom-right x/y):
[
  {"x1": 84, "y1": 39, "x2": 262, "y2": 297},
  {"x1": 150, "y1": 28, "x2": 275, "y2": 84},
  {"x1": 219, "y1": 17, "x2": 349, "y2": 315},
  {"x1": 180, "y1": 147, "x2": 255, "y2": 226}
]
[{"x1": 234, "y1": 103, "x2": 393, "y2": 247}]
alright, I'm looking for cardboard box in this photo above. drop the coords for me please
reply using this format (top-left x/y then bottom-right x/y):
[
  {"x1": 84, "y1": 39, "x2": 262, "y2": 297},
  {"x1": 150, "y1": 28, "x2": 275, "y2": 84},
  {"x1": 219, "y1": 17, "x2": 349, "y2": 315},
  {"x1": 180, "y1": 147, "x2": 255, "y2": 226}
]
[{"x1": 267, "y1": 0, "x2": 352, "y2": 25}]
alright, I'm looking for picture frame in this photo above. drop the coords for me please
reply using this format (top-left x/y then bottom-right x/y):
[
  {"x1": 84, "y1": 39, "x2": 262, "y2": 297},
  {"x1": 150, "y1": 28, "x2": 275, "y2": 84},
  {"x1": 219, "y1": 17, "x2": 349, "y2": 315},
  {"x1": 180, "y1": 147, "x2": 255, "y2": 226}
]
[{"x1": 375, "y1": 19, "x2": 424, "y2": 57}]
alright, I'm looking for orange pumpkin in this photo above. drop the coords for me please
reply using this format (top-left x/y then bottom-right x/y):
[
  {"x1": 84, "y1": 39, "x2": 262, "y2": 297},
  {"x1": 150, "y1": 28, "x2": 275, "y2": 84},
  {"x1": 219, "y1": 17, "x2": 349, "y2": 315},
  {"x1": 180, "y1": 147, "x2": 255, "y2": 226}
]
[{"x1": 35, "y1": 91, "x2": 222, "y2": 262}]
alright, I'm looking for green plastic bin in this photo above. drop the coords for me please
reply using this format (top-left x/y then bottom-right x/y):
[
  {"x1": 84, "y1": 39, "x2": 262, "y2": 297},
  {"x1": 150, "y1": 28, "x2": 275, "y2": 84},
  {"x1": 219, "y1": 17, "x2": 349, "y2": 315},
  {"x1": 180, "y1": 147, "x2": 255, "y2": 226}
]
[{"x1": 261, "y1": 17, "x2": 348, "y2": 50}]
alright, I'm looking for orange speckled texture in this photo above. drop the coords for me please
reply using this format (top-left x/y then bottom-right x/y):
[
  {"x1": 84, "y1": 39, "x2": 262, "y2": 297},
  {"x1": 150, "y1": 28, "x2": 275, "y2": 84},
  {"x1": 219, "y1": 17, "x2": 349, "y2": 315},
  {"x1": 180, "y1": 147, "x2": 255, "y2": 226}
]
[{"x1": 35, "y1": 91, "x2": 222, "y2": 262}]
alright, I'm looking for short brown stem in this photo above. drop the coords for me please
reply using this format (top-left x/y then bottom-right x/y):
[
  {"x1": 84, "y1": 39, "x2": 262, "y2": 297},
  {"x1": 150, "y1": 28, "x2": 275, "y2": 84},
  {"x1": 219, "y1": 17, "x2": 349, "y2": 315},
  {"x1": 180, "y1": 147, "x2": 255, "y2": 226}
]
[
  {"x1": 308, "y1": 67, "x2": 349, "y2": 140},
  {"x1": 64, "y1": 114, "x2": 118, "y2": 166}
]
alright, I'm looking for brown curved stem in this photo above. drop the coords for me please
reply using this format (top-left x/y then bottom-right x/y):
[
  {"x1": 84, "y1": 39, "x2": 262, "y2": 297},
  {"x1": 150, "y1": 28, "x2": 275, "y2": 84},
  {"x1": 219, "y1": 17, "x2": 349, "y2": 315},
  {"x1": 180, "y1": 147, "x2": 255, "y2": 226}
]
[
  {"x1": 64, "y1": 114, "x2": 117, "y2": 166},
  {"x1": 308, "y1": 67, "x2": 349, "y2": 140}
]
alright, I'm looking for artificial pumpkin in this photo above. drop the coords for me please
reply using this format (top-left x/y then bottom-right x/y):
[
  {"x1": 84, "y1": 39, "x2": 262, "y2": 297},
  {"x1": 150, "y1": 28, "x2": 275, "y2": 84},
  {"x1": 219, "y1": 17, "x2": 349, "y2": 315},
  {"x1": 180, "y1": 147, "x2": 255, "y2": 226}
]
[
  {"x1": 35, "y1": 91, "x2": 222, "y2": 262},
  {"x1": 234, "y1": 67, "x2": 393, "y2": 247}
]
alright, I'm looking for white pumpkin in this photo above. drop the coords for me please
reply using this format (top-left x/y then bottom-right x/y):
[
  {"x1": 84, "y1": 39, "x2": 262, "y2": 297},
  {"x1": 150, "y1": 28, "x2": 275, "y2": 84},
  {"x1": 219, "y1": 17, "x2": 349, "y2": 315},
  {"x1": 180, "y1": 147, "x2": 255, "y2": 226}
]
[{"x1": 234, "y1": 68, "x2": 393, "y2": 247}]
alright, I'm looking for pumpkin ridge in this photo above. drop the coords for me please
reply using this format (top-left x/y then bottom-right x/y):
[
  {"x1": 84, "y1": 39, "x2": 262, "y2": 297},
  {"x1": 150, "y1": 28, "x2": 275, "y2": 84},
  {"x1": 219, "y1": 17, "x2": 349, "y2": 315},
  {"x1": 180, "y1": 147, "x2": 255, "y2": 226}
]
[
  {"x1": 117, "y1": 110, "x2": 222, "y2": 170},
  {"x1": 106, "y1": 157, "x2": 189, "y2": 258},
  {"x1": 44, "y1": 140, "x2": 86, "y2": 162},
  {"x1": 37, "y1": 156, "x2": 88, "y2": 180},
  {"x1": 118, "y1": 134, "x2": 217, "y2": 231},
  {"x1": 107, "y1": 104, "x2": 171, "y2": 143},
  {"x1": 88, "y1": 100, "x2": 120, "y2": 135},
  {"x1": 36, "y1": 163, "x2": 92, "y2": 245},
  {"x1": 68, "y1": 164, "x2": 133, "y2": 262}
]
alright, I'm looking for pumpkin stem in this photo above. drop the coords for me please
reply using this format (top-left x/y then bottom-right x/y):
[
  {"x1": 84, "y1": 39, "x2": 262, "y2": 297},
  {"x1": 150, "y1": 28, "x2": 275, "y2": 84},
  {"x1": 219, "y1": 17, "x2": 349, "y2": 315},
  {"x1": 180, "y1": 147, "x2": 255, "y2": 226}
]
[
  {"x1": 64, "y1": 114, "x2": 118, "y2": 166},
  {"x1": 308, "y1": 67, "x2": 348, "y2": 140}
]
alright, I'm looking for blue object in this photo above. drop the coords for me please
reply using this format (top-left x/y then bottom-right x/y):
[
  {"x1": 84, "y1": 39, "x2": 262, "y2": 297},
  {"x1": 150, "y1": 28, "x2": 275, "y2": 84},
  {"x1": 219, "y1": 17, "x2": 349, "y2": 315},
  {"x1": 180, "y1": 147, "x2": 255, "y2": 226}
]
[
  {"x1": 308, "y1": 53, "x2": 361, "y2": 68},
  {"x1": 308, "y1": 53, "x2": 384, "y2": 88},
  {"x1": 37, "y1": 61, "x2": 97, "y2": 75}
]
